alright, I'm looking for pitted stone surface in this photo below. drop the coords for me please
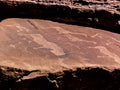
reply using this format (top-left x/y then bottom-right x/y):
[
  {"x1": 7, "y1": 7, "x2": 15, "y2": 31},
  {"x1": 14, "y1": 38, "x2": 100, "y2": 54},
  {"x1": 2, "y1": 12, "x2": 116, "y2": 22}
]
[{"x1": 0, "y1": 18, "x2": 120, "y2": 71}]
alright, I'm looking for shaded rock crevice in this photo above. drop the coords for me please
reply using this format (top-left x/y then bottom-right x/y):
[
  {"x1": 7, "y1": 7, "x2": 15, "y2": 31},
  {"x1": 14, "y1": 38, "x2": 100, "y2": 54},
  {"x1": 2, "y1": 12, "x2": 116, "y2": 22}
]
[
  {"x1": 0, "y1": 66, "x2": 30, "y2": 89},
  {"x1": 0, "y1": 0, "x2": 120, "y2": 33},
  {"x1": 1, "y1": 67, "x2": 120, "y2": 90}
]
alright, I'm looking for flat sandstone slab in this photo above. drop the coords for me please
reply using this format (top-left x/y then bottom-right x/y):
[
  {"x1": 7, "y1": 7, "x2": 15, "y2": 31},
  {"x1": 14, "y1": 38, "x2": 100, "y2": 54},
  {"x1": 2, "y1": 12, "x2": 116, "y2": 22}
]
[{"x1": 0, "y1": 18, "x2": 120, "y2": 71}]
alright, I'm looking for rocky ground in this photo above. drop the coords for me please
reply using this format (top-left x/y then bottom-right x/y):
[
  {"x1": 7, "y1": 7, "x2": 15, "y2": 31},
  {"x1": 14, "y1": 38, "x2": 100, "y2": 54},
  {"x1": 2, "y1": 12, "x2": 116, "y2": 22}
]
[{"x1": 0, "y1": 0, "x2": 120, "y2": 90}]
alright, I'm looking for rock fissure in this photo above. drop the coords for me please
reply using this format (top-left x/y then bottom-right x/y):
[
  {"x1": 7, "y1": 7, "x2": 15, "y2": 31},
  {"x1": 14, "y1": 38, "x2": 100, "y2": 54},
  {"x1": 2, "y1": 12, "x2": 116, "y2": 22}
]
[{"x1": 2, "y1": 67, "x2": 120, "y2": 90}]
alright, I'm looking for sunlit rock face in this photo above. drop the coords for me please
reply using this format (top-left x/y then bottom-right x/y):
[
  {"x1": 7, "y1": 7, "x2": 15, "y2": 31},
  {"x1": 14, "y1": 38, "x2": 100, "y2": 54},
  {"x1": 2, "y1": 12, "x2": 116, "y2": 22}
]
[
  {"x1": 0, "y1": 0, "x2": 120, "y2": 90},
  {"x1": 0, "y1": 18, "x2": 120, "y2": 70},
  {"x1": 0, "y1": 18, "x2": 120, "y2": 89}
]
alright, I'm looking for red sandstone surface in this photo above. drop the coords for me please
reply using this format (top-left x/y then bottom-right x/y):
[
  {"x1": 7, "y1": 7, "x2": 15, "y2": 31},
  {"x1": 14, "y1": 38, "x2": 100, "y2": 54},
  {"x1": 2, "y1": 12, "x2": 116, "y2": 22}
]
[
  {"x1": 0, "y1": 18, "x2": 120, "y2": 71},
  {"x1": 0, "y1": 18, "x2": 119, "y2": 89},
  {"x1": 0, "y1": 0, "x2": 120, "y2": 90}
]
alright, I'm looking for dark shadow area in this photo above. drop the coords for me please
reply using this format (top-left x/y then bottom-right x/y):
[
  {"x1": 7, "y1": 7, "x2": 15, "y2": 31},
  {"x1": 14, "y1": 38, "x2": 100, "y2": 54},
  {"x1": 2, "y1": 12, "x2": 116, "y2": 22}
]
[
  {"x1": 3, "y1": 68, "x2": 120, "y2": 90},
  {"x1": 0, "y1": 1, "x2": 120, "y2": 34}
]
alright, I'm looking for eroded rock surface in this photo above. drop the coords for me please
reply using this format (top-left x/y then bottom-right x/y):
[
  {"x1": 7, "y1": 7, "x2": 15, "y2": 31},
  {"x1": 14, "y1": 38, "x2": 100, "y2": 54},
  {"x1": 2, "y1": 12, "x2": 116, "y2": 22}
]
[
  {"x1": 0, "y1": 18, "x2": 120, "y2": 89},
  {"x1": 0, "y1": 0, "x2": 120, "y2": 32},
  {"x1": 0, "y1": 0, "x2": 120, "y2": 89},
  {"x1": 1, "y1": 18, "x2": 120, "y2": 70}
]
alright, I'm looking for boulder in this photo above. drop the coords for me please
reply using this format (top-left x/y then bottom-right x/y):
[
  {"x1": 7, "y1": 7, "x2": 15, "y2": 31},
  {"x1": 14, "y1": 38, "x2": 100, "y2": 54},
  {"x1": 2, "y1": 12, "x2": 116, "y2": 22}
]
[
  {"x1": 0, "y1": 18, "x2": 119, "y2": 89},
  {"x1": 0, "y1": 0, "x2": 120, "y2": 89}
]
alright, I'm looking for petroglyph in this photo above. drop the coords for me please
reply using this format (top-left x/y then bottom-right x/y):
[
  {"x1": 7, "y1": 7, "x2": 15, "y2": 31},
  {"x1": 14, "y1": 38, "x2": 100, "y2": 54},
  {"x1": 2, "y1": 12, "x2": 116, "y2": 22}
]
[
  {"x1": 15, "y1": 23, "x2": 30, "y2": 33},
  {"x1": 111, "y1": 37, "x2": 120, "y2": 44},
  {"x1": 49, "y1": 26, "x2": 87, "y2": 36},
  {"x1": 66, "y1": 34, "x2": 97, "y2": 44},
  {"x1": 6, "y1": 22, "x2": 30, "y2": 33},
  {"x1": 106, "y1": 42, "x2": 113, "y2": 46},
  {"x1": 0, "y1": 18, "x2": 120, "y2": 70},
  {"x1": 47, "y1": 27, "x2": 96, "y2": 44},
  {"x1": 9, "y1": 44, "x2": 16, "y2": 48},
  {"x1": 30, "y1": 34, "x2": 65, "y2": 56},
  {"x1": 91, "y1": 33, "x2": 102, "y2": 38},
  {"x1": 95, "y1": 46, "x2": 120, "y2": 64}
]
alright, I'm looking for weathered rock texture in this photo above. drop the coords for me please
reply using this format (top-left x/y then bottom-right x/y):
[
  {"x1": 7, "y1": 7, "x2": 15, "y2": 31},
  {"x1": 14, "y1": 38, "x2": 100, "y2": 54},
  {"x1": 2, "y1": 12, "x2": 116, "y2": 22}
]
[
  {"x1": 0, "y1": 18, "x2": 120, "y2": 89},
  {"x1": 0, "y1": 0, "x2": 120, "y2": 33},
  {"x1": 0, "y1": 0, "x2": 120, "y2": 90}
]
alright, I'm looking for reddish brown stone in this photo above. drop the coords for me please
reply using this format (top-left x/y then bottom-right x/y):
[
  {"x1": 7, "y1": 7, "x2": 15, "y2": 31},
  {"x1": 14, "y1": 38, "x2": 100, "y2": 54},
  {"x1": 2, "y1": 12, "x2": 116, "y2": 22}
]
[
  {"x1": 0, "y1": 18, "x2": 120, "y2": 70},
  {"x1": 0, "y1": 0, "x2": 120, "y2": 89},
  {"x1": 0, "y1": 18, "x2": 119, "y2": 89}
]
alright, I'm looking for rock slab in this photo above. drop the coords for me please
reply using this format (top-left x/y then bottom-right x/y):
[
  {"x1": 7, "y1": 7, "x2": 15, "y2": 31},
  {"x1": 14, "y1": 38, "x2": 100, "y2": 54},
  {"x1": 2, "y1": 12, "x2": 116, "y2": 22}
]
[
  {"x1": 0, "y1": 0, "x2": 120, "y2": 89},
  {"x1": 0, "y1": 18, "x2": 120, "y2": 89}
]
